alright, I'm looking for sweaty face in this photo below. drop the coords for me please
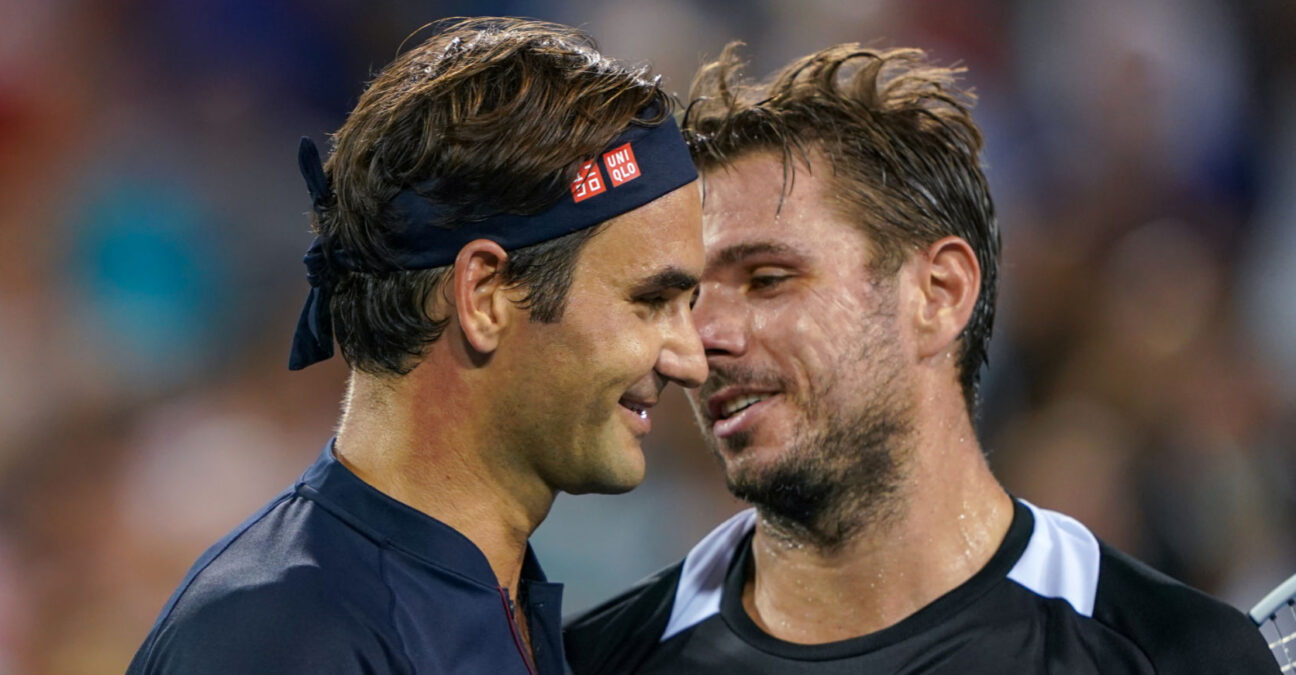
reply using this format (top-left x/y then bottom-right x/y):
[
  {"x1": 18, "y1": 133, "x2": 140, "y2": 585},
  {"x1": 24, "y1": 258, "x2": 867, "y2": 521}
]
[
  {"x1": 688, "y1": 153, "x2": 915, "y2": 543},
  {"x1": 491, "y1": 183, "x2": 707, "y2": 496}
]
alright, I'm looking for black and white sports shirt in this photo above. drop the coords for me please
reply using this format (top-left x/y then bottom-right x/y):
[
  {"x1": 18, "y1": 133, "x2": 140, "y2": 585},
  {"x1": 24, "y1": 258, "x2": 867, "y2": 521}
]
[{"x1": 565, "y1": 498, "x2": 1278, "y2": 674}]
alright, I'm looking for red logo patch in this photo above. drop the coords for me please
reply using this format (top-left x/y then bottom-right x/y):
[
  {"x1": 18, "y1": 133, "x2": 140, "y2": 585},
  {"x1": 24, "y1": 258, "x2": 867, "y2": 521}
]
[
  {"x1": 602, "y1": 143, "x2": 641, "y2": 187},
  {"x1": 571, "y1": 160, "x2": 606, "y2": 202}
]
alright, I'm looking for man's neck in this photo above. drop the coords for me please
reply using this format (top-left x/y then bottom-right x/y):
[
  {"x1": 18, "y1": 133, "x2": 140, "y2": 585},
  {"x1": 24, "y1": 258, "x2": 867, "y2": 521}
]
[
  {"x1": 742, "y1": 416, "x2": 1013, "y2": 645},
  {"x1": 333, "y1": 368, "x2": 556, "y2": 603}
]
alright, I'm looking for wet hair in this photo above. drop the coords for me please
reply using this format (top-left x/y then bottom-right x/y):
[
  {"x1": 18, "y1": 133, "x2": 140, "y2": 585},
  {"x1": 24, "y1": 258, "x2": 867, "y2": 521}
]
[
  {"x1": 684, "y1": 43, "x2": 1000, "y2": 413},
  {"x1": 314, "y1": 17, "x2": 670, "y2": 375}
]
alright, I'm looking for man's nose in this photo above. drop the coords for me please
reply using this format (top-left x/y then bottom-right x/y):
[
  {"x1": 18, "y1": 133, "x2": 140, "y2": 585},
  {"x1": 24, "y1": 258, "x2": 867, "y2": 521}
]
[
  {"x1": 691, "y1": 284, "x2": 748, "y2": 359},
  {"x1": 656, "y1": 302, "x2": 707, "y2": 389}
]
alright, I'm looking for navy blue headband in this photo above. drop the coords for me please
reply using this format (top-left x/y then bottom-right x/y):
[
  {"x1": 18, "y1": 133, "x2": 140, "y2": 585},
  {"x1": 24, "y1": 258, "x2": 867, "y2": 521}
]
[{"x1": 289, "y1": 114, "x2": 698, "y2": 370}]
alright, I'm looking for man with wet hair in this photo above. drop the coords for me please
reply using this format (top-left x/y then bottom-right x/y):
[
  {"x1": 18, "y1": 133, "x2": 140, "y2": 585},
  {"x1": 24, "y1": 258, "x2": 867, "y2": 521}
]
[
  {"x1": 129, "y1": 18, "x2": 706, "y2": 674},
  {"x1": 565, "y1": 43, "x2": 1277, "y2": 673}
]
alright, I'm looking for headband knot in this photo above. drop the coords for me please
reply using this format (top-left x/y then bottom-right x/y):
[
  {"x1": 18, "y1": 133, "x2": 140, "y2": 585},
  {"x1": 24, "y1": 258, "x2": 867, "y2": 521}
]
[
  {"x1": 297, "y1": 136, "x2": 334, "y2": 212},
  {"x1": 290, "y1": 137, "x2": 341, "y2": 370},
  {"x1": 302, "y1": 238, "x2": 337, "y2": 288},
  {"x1": 289, "y1": 237, "x2": 338, "y2": 370}
]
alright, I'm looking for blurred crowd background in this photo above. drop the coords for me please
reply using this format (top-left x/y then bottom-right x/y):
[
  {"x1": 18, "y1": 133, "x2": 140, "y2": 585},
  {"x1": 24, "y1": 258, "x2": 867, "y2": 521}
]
[{"x1": 1, "y1": 0, "x2": 1294, "y2": 672}]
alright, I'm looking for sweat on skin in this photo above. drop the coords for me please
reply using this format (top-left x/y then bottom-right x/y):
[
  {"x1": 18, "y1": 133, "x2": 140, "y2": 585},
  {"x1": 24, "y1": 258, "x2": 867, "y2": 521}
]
[{"x1": 688, "y1": 150, "x2": 1012, "y2": 643}]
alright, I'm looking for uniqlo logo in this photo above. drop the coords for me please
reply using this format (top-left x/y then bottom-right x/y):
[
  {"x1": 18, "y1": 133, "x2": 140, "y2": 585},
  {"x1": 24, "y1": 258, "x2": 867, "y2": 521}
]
[
  {"x1": 603, "y1": 143, "x2": 640, "y2": 187},
  {"x1": 571, "y1": 160, "x2": 606, "y2": 202}
]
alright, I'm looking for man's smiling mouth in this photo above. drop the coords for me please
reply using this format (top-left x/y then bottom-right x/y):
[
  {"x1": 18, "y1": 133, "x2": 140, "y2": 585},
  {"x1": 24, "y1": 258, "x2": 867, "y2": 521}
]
[
  {"x1": 719, "y1": 394, "x2": 770, "y2": 419},
  {"x1": 706, "y1": 386, "x2": 782, "y2": 422}
]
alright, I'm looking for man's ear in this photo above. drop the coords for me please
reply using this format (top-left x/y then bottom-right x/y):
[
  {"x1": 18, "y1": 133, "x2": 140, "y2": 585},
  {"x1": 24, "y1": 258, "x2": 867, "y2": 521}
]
[
  {"x1": 451, "y1": 239, "x2": 514, "y2": 355},
  {"x1": 913, "y1": 236, "x2": 980, "y2": 359}
]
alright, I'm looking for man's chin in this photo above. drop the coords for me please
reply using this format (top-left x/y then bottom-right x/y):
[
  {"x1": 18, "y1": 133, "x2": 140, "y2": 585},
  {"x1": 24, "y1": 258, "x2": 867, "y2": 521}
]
[
  {"x1": 562, "y1": 444, "x2": 645, "y2": 495},
  {"x1": 724, "y1": 458, "x2": 840, "y2": 534}
]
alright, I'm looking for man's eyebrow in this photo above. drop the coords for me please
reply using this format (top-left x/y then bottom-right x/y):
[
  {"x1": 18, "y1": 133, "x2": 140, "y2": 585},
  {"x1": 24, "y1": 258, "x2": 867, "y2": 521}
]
[
  {"x1": 708, "y1": 241, "x2": 804, "y2": 268},
  {"x1": 631, "y1": 267, "x2": 700, "y2": 294}
]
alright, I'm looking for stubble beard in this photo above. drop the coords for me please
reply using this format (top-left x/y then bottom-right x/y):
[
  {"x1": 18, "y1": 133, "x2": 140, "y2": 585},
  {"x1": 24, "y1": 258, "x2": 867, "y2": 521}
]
[{"x1": 703, "y1": 323, "x2": 915, "y2": 551}]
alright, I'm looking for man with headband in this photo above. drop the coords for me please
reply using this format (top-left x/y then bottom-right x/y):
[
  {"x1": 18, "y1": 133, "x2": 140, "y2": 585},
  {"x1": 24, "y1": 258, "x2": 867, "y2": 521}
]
[{"x1": 128, "y1": 18, "x2": 705, "y2": 674}]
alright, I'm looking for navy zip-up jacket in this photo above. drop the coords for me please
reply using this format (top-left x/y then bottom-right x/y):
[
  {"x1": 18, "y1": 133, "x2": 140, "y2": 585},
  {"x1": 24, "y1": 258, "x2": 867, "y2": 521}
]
[{"x1": 128, "y1": 442, "x2": 566, "y2": 674}]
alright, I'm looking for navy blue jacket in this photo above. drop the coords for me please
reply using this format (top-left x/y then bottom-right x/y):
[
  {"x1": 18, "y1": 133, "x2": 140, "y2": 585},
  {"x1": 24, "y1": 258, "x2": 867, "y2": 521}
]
[{"x1": 128, "y1": 443, "x2": 566, "y2": 674}]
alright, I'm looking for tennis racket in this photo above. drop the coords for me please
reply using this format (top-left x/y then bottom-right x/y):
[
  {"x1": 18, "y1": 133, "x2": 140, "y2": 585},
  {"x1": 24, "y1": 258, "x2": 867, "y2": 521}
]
[{"x1": 1251, "y1": 572, "x2": 1296, "y2": 672}]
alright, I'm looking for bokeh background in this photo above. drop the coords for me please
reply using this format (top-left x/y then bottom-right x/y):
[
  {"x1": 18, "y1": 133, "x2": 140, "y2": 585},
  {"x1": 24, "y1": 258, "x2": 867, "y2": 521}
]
[{"x1": 2, "y1": 0, "x2": 1294, "y2": 671}]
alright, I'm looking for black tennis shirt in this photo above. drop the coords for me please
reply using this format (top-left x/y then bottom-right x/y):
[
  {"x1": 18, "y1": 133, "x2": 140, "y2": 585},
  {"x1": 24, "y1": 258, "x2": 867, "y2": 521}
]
[
  {"x1": 128, "y1": 442, "x2": 566, "y2": 674},
  {"x1": 565, "y1": 499, "x2": 1278, "y2": 674}
]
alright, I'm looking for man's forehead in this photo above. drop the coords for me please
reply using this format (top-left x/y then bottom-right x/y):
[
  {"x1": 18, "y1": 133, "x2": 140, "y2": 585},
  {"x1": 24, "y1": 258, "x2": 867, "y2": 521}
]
[
  {"x1": 578, "y1": 182, "x2": 704, "y2": 283},
  {"x1": 700, "y1": 158, "x2": 874, "y2": 276},
  {"x1": 700, "y1": 154, "x2": 828, "y2": 231},
  {"x1": 701, "y1": 152, "x2": 793, "y2": 208},
  {"x1": 700, "y1": 162, "x2": 819, "y2": 269}
]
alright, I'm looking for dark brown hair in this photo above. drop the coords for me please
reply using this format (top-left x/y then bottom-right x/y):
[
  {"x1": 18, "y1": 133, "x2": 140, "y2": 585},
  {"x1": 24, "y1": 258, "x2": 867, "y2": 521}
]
[
  {"x1": 314, "y1": 18, "x2": 670, "y2": 375},
  {"x1": 684, "y1": 43, "x2": 1000, "y2": 412}
]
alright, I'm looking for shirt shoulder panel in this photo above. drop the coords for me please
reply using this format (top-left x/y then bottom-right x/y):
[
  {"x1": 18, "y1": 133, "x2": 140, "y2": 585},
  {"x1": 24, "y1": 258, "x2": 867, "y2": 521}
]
[
  {"x1": 1092, "y1": 543, "x2": 1280, "y2": 673},
  {"x1": 662, "y1": 508, "x2": 756, "y2": 640},
  {"x1": 129, "y1": 493, "x2": 412, "y2": 675},
  {"x1": 132, "y1": 548, "x2": 410, "y2": 674},
  {"x1": 1007, "y1": 499, "x2": 1101, "y2": 617},
  {"x1": 564, "y1": 508, "x2": 754, "y2": 675}
]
